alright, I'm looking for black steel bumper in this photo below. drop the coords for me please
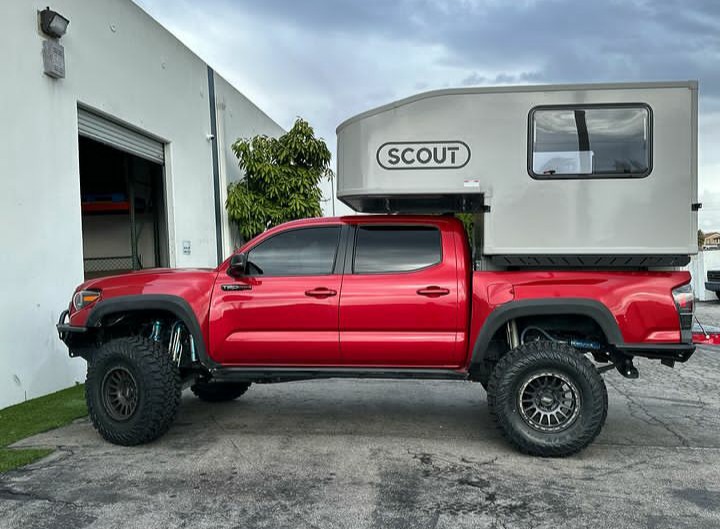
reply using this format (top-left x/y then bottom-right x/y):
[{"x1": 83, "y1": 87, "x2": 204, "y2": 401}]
[
  {"x1": 57, "y1": 310, "x2": 91, "y2": 356},
  {"x1": 616, "y1": 343, "x2": 696, "y2": 362}
]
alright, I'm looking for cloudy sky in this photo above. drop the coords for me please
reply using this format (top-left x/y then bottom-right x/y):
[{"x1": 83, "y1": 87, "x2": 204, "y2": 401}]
[{"x1": 134, "y1": 0, "x2": 720, "y2": 224}]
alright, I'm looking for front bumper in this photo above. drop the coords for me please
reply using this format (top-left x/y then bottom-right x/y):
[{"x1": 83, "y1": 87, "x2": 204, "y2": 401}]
[{"x1": 57, "y1": 310, "x2": 91, "y2": 356}]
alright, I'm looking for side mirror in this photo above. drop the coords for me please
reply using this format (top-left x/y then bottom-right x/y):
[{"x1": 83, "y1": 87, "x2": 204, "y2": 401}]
[{"x1": 228, "y1": 253, "x2": 248, "y2": 277}]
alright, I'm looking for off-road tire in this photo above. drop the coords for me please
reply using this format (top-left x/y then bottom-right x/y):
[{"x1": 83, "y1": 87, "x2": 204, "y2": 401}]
[
  {"x1": 85, "y1": 336, "x2": 181, "y2": 446},
  {"x1": 191, "y1": 381, "x2": 251, "y2": 402},
  {"x1": 487, "y1": 341, "x2": 608, "y2": 457}
]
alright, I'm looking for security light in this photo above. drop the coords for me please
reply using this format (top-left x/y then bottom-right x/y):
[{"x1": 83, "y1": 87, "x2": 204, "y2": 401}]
[{"x1": 40, "y1": 7, "x2": 69, "y2": 38}]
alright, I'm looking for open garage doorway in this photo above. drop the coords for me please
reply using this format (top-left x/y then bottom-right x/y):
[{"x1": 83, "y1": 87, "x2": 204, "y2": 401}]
[{"x1": 78, "y1": 111, "x2": 168, "y2": 279}]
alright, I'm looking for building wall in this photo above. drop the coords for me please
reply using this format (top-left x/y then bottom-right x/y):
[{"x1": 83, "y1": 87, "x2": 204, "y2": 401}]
[{"x1": 0, "y1": 0, "x2": 282, "y2": 408}]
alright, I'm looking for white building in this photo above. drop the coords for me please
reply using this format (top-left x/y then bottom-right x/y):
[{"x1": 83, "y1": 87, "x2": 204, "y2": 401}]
[{"x1": 0, "y1": 0, "x2": 284, "y2": 408}]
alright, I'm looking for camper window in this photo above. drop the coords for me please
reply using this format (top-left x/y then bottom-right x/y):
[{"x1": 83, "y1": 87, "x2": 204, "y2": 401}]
[{"x1": 529, "y1": 104, "x2": 652, "y2": 179}]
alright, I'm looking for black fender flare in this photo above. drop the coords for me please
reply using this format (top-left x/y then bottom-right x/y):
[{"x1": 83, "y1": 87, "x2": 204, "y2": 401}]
[
  {"x1": 86, "y1": 294, "x2": 215, "y2": 367},
  {"x1": 469, "y1": 298, "x2": 624, "y2": 368}
]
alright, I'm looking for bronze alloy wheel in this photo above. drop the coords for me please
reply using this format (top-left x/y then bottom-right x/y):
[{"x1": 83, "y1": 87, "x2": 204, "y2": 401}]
[
  {"x1": 101, "y1": 366, "x2": 139, "y2": 421},
  {"x1": 517, "y1": 371, "x2": 581, "y2": 432}
]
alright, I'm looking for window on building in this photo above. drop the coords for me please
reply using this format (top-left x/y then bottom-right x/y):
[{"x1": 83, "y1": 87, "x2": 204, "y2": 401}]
[
  {"x1": 529, "y1": 105, "x2": 651, "y2": 179},
  {"x1": 247, "y1": 226, "x2": 340, "y2": 276},
  {"x1": 353, "y1": 226, "x2": 442, "y2": 273}
]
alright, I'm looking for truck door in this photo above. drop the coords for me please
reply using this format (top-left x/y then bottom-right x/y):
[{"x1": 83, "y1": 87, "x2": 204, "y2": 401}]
[
  {"x1": 339, "y1": 223, "x2": 462, "y2": 367},
  {"x1": 210, "y1": 225, "x2": 344, "y2": 365}
]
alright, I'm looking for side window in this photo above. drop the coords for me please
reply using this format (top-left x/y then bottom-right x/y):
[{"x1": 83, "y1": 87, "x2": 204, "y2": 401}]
[
  {"x1": 247, "y1": 226, "x2": 340, "y2": 276},
  {"x1": 529, "y1": 105, "x2": 651, "y2": 179},
  {"x1": 353, "y1": 226, "x2": 442, "y2": 274}
]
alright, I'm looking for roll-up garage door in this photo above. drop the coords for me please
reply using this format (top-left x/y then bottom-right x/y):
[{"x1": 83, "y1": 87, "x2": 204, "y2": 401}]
[{"x1": 77, "y1": 108, "x2": 165, "y2": 164}]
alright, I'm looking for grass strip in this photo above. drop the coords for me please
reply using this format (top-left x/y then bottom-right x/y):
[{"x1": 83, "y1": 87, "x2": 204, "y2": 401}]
[{"x1": 0, "y1": 384, "x2": 87, "y2": 473}]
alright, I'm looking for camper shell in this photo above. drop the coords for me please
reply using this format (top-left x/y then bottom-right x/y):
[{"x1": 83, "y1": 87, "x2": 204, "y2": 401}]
[{"x1": 336, "y1": 81, "x2": 698, "y2": 267}]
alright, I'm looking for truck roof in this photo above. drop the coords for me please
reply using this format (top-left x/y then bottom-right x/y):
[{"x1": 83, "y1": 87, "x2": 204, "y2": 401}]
[{"x1": 276, "y1": 214, "x2": 462, "y2": 229}]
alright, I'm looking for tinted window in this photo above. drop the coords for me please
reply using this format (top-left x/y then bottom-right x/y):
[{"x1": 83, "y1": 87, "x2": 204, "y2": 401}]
[
  {"x1": 353, "y1": 226, "x2": 441, "y2": 273},
  {"x1": 530, "y1": 106, "x2": 651, "y2": 178},
  {"x1": 247, "y1": 227, "x2": 340, "y2": 276}
]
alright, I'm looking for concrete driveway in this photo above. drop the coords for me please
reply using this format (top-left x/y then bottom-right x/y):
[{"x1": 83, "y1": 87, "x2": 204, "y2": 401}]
[{"x1": 2, "y1": 307, "x2": 720, "y2": 529}]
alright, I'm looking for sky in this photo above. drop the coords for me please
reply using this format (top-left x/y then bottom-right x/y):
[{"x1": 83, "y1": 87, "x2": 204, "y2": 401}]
[{"x1": 134, "y1": 0, "x2": 720, "y2": 225}]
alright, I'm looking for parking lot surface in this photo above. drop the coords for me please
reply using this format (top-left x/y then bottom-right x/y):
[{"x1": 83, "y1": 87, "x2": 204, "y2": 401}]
[{"x1": 1, "y1": 304, "x2": 720, "y2": 529}]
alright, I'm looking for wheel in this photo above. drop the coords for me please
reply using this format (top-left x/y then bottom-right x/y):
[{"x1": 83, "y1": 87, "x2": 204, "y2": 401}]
[
  {"x1": 85, "y1": 336, "x2": 181, "y2": 446},
  {"x1": 191, "y1": 381, "x2": 251, "y2": 402},
  {"x1": 487, "y1": 341, "x2": 608, "y2": 457}
]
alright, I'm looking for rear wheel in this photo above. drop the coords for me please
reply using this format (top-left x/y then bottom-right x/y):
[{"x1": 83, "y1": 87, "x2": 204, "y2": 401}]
[
  {"x1": 191, "y1": 381, "x2": 251, "y2": 402},
  {"x1": 86, "y1": 337, "x2": 181, "y2": 446},
  {"x1": 487, "y1": 341, "x2": 608, "y2": 457}
]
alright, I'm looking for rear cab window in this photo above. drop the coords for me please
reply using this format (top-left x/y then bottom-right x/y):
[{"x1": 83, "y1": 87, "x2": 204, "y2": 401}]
[{"x1": 353, "y1": 225, "x2": 442, "y2": 274}]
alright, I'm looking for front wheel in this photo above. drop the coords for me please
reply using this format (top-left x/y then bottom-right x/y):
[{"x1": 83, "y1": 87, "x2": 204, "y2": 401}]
[
  {"x1": 487, "y1": 341, "x2": 608, "y2": 457},
  {"x1": 85, "y1": 337, "x2": 181, "y2": 446}
]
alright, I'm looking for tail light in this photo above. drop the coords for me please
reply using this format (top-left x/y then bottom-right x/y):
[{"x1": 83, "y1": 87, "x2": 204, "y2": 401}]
[{"x1": 672, "y1": 283, "x2": 694, "y2": 342}]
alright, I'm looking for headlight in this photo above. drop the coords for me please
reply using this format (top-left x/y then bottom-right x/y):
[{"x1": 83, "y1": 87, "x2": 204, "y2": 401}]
[{"x1": 72, "y1": 290, "x2": 101, "y2": 311}]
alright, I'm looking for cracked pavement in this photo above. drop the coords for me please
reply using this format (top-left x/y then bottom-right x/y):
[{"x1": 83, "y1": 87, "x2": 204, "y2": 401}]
[{"x1": 1, "y1": 305, "x2": 720, "y2": 528}]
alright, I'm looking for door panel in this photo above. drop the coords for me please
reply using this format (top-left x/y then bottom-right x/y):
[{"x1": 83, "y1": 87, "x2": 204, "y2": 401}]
[
  {"x1": 210, "y1": 225, "x2": 343, "y2": 365},
  {"x1": 211, "y1": 275, "x2": 342, "y2": 365},
  {"x1": 339, "y1": 225, "x2": 461, "y2": 367}
]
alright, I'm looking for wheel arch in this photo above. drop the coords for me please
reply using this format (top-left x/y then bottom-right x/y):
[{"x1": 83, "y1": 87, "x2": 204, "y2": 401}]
[
  {"x1": 86, "y1": 294, "x2": 215, "y2": 367},
  {"x1": 469, "y1": 298, "x2": 624, "y2": 369}
]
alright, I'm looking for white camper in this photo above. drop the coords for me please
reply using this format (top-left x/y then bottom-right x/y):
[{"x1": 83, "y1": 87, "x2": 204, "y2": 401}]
[{"x1": 336, "y1": 81, "x2": 698, "y2": 267}]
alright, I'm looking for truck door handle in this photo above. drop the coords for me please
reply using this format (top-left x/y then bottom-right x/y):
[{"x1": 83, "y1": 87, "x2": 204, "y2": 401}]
[
  {"x1": 417, "y1": 286, "x2": 450, "y2": 297},
  {"x1": 305, "y1": 287, "x2": 337, "y2": 298}
]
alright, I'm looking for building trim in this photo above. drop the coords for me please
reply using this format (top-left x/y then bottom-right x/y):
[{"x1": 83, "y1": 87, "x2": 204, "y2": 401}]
[{"x1": 207, "y1": 66, "x2": 223, "y2": 265}]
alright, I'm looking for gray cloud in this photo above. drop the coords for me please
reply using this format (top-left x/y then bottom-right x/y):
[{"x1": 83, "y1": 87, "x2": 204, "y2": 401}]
[{"x1": 135, "y1": 0, "x2": 720, "y2": 218}]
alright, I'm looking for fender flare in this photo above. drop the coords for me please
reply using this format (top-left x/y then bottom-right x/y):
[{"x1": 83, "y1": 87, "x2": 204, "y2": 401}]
[
  {"x1": 86, "y1": 294, "x2": 215, "y2": 367},
  {"x1": 469, "y1": 298, "x2": 624, "y2": 368}
]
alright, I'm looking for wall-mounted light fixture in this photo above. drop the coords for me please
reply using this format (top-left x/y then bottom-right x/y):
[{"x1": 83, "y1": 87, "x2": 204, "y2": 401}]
[{"x1": 39, "y1": 7, "x2": 69, "y2": 39}]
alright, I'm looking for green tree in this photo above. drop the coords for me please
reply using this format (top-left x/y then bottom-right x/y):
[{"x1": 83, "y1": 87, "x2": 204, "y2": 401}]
[
  {"x1": 698, "y1": 229, "x2": 705, "y2": 248},
  {"x1": 226, "y1": 118, "x2": 333, "y2": 241}
]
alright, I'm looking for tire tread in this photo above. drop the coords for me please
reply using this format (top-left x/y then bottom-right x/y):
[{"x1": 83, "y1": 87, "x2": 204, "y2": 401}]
[
  {"x1": 85, "y1": 336, "x2": 181, "y2": 446},
  {"x1": 487, "y1": 341, "x2": 608, "y2": 457}
]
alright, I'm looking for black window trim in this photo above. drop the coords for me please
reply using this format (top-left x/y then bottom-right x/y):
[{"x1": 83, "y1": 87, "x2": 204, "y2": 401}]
[
  {"x1": 349, "y1": 224, "x2": 444, "y2": 276},
  {"x1": 527, "y1": 102, "x2": 654, "y2": 180},
  {"x1": 245, "y1": 224, "x2": 344, "y2": 277}
]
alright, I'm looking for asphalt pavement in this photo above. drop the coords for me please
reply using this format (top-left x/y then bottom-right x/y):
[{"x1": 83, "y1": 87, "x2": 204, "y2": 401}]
[{"x1": 1, "y1": 304, "x2": 720, "y2": 529}]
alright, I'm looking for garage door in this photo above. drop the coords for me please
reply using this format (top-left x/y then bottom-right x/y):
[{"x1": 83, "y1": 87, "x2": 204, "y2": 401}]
[{"x1": 77, "y1": 108, "x2": 165, "y2": 164}]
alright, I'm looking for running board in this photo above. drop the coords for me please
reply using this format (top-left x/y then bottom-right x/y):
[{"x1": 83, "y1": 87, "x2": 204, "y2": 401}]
[{"x1": 209, "y1": 367, "x2": 469, "y2": 383}]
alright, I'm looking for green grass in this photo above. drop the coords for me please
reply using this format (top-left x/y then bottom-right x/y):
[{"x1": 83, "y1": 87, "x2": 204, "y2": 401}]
[{"x1": 0, "y1": 384, "x2": 87, "y2": 473}]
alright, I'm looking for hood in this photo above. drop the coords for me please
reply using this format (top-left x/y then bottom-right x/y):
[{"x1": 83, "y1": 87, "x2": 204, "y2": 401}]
[{"x1": 76, "y1": 268, "x2": 216, "y2": 292}]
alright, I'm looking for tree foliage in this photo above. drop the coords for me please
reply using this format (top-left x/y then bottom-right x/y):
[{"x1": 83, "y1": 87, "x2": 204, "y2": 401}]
[{"x1": 226, "y1": 118, "x2": 333, "y2": 241}]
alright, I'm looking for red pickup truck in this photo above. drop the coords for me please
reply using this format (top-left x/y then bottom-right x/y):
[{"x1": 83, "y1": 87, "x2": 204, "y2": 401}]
[{"x1": 58, "y1": 215, "x2": 697, "y2": 456}]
